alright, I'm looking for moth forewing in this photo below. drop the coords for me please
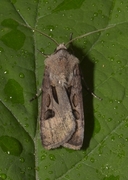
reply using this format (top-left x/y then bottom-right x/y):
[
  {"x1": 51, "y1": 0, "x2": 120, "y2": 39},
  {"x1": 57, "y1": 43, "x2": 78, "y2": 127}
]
[
  {"x1": 40, "y1": 44, "x2": 84, "y2": 150},
  {"x1": 63, "y1": 64, "x2": 84, "y2": 150}
]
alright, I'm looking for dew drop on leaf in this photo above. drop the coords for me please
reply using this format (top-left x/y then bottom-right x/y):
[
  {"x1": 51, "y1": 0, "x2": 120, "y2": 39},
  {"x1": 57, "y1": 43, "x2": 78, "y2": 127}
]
[
  {"x1": 107, "y1": 118, "x2": 112, "y2": 122},
  {"x1": 0, "y1": 135, "x2": 23, "y2": 156},
  {"x1": 111, "y1": 136, "x2": 115, "y2": 141},
  {"x1": 19, "y1": 157, "x2": 25, "y2": 163},
  {"x1": 41, "y1": 154, "x2": 46, "y2": 160},
  {"x1": 4, "y1": 79, "x2": 24, "y2": 104},
  {"x1": 48, "y1": 171, "x2": 53, "y2": 174},
  {"x1": 0, "y1": 173, "x2": 7, "y2": 180},
  {"x1": 49, "y1": 154, "x2": 56, "y2": 161},
  {"x1": 19, "y1": 73, "x2": 25, "y2": 78},
  {"x1": 44, "y1": 166, "x2": 47, "y2": 170},
  {"x1": 90, "y1": 157, "x2": 95, "y2": 163},
  {"x1": 4, "y1": 70, "x2": 8, "y2": 74}
]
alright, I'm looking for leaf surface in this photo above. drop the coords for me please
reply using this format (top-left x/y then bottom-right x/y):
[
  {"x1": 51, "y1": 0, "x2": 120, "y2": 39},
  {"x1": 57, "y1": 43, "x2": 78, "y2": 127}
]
[{"x1": 0, "y1": 0, "x2": 128, "y2": 180}]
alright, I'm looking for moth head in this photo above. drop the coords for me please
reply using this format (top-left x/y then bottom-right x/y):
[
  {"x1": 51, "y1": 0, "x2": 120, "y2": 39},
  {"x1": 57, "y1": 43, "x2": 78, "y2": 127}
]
[{"x1": 56, "y1": 43, "x2": 67, "y2": 51}]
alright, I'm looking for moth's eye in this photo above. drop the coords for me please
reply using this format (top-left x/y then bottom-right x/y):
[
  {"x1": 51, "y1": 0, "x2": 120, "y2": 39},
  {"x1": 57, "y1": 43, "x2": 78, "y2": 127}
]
[
  {"x1": 72, "y1": 94, "x2": 78, "y2": 107},
  {"x1": 73, "y1": 109, "x2": 80, "y2": 120},
  {"x1": 44, "y1": 109, "x2": 55, "y2": 120}
]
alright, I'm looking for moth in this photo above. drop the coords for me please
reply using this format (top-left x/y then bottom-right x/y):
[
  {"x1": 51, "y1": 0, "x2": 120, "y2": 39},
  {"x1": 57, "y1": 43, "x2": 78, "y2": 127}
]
[
  {"x1": 34, "y1": 26, "x2": 114, "y2": 150},
  {"x1": 40, "y1": 43, "x2": 84, "y2": 150}
]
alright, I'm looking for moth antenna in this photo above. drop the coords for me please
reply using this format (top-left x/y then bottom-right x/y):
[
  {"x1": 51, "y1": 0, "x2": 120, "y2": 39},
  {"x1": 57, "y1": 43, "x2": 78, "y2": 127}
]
[
  {"x1": 15, "y1": 20, "x2": 59, "y2": 46},
  {"x1": 37, "y1": 49, "x2": 48, "y2": 58},
  {"x1": 66, "y1": 25, "x2": 115, "y2": 46},
  {"x1": 33, "y1": 29, "x2": 59, "y2": 46}
]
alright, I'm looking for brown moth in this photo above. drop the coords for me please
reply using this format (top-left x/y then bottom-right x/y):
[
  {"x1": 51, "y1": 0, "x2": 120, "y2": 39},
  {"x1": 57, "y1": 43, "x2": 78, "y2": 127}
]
[
  {"x1": 36, "y1": 25, "x2": 114, "y2": 150},
  {"x1": 40, "y1": 43, "x2": 84, "y2": 150}
]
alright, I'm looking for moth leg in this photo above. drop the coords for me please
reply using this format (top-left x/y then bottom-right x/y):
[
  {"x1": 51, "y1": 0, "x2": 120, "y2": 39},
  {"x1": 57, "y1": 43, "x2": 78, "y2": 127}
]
[
  {"x1": 69, "y1": 33, "x2": 73, "y2": 41},
  {"x1": 80, "y1": 70, "x2": 102, "y2": 100},
  {"x1": 37, "y1": 49, "x2": 50, "y2": 57},
  {"x1": 30, "y1": 88, "x2": 42, "y2": 102}
]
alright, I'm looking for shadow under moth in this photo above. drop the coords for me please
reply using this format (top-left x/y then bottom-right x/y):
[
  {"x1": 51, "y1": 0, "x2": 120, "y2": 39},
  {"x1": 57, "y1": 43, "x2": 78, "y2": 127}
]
[{"x1": 35, "y1": 26, "x2": 114, "y2": 150}]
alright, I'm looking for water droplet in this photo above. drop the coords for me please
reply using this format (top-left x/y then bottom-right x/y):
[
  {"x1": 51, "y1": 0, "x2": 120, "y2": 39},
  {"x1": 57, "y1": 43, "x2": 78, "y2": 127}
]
[
  {"x1": 40, "y1": 48, "x2": 45, "y2": 53},
  {"x1": 65, "y1": 175, "x2": 69, "y2": 178},
  {"x1": 125, "y1": 138, "x2": 128, "y2": 141},
  {"x1": 76, "y1": 164, "x2": 82, "y2": 170},
  {"x1": 118, "y1": 150, "x2": 125, "y2": 158},
  {"x1": 117, "y1": 100, "x2": 121, "y2": 104},
  {"x1": 0, "y1": 173, "x2": 7, "y2": 179},
  {"x1": 48, "y1": 32, "x2": 53, "y2": 38},
  {"x1": 99, "y1": 153, "x2": 102, "y2": 157},
  {"x1": 98, "y1": 10, "x2": 102, "y2": 14},
  {"x1": 111, "y1": 136, "x2": 115, "y2": 141},
  {"x1": 101, "y1": 40, "x2": 104, "y2": 45},
  {"x1": 44, "y1": 0, "x2": 49, "y2": 4},
  {"x1": 19, "y1": 73, "x2": 25, "y2": 78},
  {"x1": 49, "y1": 154, "x2": 56, "y2": 161},
  {"x1": 0, "y1": 136, "x2": 23, "y2": 156},
  {"x1": 97, "y1": 113, "x2": 101, "y2": 117},
  {"x1": 45, "y1": 178, "x2": 50, "y2": 180},
  {"x1": 48, "y1": 171, "x2": 53, "y2": 174},
  {"x1": 7, "y1": 151, "x2": 10, "y2": 155},
  {"x1": 48, "y1": 42, "x2": 51, "y2": 46},
  {"x1": 24, "y1": 123, "x2": 29, "y2": 128},
  {"x1": 4, "y1": 79, "x2": 24, "y2": 104},
  {"x1": 125, "y1": 123, "x2": 128, "y2": 128},
  {"x1": 90, "y1": 17, "x2": 94, "y2": 21},
  {"x1": 93, "y1": 12, "x2": 98, "y2": 17},
  {"x1": 90, "y1": 157, "x2": 95, "y2": 163},
  {"x1": 27, "y1": 166, "x2": 32, "y2": 170},
  {"x1": 117, "y1": 8, "x2": 121, "y2": 13},
  {"x1": 93, "y1": 119, "x2": 101, "y2": 136},
  {"x1": 114, "y1": 106, "x2": 118, "y2": 110},
  {"x1": 4, "y1": 70, "x2": 8, "y2": 74},
  {"x1": 41, "y1": 154, "x2": 46, "y2": 160},
  {"x1": 95, "y1": 60, "x2": 99, "y2": 64},
  {"x1": 19, "y1": 157, "x2": 25, "y2": 163},
  {"x1": 47, "y1": 7, "x2": 51, "y2": 10},
  {"x1": 46, "y1": 25, "x2": 55, "y2": 32},
  {"x1": 110, "y1": 57, "x2": 114, "y2": 61},
  {"x1": 10, "y1": 0, "x2": 17, "y2": 4},
  {"x1": 1, "y1": 24, "x2": 26, "y2": 50},
  {"x1": 27, "y1": 7, "x2": 31, "y2": 11},
  {"x1": 44, "y1": 166, "x2": 47, "y2": 170},
  {"x1": 117, "y1": 60, "x2": 121, "y2": 64},
  {"x1": 105, "y1": 164, "x2": 109, "y2": 170},
  {"x1": 0, "y1": 47, "x2": 4, "y2": 53},
  {"x1": 118, "y1": 134, "x2": 123, "y2": 138},
  {"x1": 106, "y1": 33, "x2": 110, "y2": 36},
  {"x1": 107, "y1": 118, "x2": 112, "y2": 122}
]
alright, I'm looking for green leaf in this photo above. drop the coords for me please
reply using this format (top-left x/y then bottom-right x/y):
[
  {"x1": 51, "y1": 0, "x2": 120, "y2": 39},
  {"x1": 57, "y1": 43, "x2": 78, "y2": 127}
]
[{"x1": 0, "y1": 0, "x2": 128, "y2": 180}]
